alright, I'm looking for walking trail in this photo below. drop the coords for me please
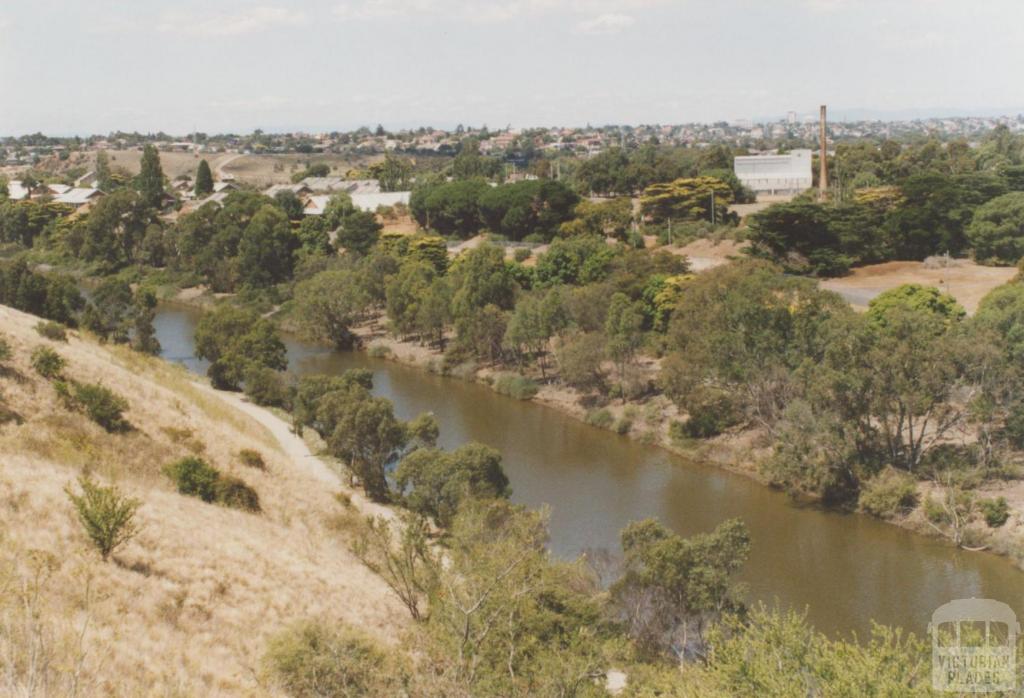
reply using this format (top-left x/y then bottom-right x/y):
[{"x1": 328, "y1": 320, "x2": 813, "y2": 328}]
[{"x1": 196, "y1": 382, "x2": 397, "y2": 521}]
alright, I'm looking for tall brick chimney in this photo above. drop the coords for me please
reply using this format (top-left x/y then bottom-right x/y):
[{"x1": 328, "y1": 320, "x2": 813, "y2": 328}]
[{"x1": 819, "y1": 104, "x2": 828, "y2": 200}]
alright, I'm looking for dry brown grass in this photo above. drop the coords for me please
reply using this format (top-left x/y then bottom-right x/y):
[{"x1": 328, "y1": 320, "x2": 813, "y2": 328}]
[
  {"x1": 0, "y1": 305, "x2": 407, "y2": 696},
  {"x1": 97, "y1": 150, "x2": 374, "y2": 188},
  {"x1": 820, "y1": 260, "x2": 1017, "y2": 314}
]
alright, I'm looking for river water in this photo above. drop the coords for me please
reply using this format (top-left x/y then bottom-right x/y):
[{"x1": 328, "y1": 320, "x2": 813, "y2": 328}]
[{"x1": 154, "y1": 304, "x2": 1024, "y2": 638}]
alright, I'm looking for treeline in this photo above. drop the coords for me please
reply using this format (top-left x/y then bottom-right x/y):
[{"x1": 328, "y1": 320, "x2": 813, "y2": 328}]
[
  {"x1": 409, "y1": 178, "x2": 580, "y2": 241},
  {"x1": 259, "y1": 238, "x2": 1024, "y2": 548},
  {"x1": 0, "y1": 259, "x2": 160, "y2": 354},
  {"x1": 571, "y1": 143, "x2": 755, "y2": 202},
  {"x1": 661, "y1": 260, "x2": 1024, "y2": 544},
  {"x1": 750, "y1": 126, "x2": 1024, "y2": 274}
]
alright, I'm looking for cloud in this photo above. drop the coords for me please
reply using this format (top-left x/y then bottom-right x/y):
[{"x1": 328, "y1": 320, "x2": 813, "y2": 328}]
[
  {"x1": 575, "y1": 12, "x2": 635, "y2": 34},
  {"x1": 158, "y1": 6, "x2": 306, "y2": 37},
  {"x1": 801, "y1": 0, "x2": 851, "y2": 12},
  {"x1": 334, "y1": 0, "x2": 660, "y2": 23}
]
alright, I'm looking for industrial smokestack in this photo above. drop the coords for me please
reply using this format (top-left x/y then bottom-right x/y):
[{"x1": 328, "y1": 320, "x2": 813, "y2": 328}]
[{"x1": 819, "y1": 104, "x2": 828, "y2": 200}]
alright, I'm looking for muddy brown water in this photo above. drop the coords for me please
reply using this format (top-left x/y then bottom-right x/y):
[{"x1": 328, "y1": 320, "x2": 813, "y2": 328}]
[{"x1": 155, "y1": 304, "x2": 1024, "y2": 638}]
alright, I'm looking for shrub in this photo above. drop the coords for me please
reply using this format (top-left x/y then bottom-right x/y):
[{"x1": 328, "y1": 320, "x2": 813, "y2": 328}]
[
  {"x1": 243, "y1": 364, "x2": 289, "y2": 408},
  {"x1": 239, "y1": 449, "x2": 266, "y2": 470},
  {"x1": 681, "y1": 397, "x2": 738, "y2": 439},
  {"x1": 980, "y1": 497, "x2": 1010, "y2": 528},
  {"x1": 1002, "y1": 404, "x2": 1024, "y2": 450},
  {"x1": 668, "y1": 420, "x2": 689, "y2": 446},
  {"x1": 0, "y1": 334, "x2": 11, "y2": 364},
  {"x1": 613, "y1": 417, "x2": 633, "y2": 435},
  {"x1": 263, "y1": 621, "x2": 395, "y2": 697},
  {"x1": 35, "y1": 321, "x2": 67, "y2": 342},
  {"x1": 75, "y1": 383, "x2": 130, "y2": 432},
  {"x1": 556, "y1": 331, "x2": 606, "y2": 393},
  {"x1": 65, "y1": 476, "x2": 140, "y2": 562},
  {"x1": 492, "y1": 373, "x2": 538, "y2": 400},
  {"x1": 858, "y1": 470, "x2": 919, "y2": 518},
  {"x1": 585, "y1": 408, "x2": 614, "y2": 429},
  {"x1": 214, "y1": 475, "x2": 261, "y2": 513},
  {"x1": 31, "y1": 346, "x2": 65, "y2": 379},
  {"x1": 513, "y1": 247, "x2": 532, "y2": 262},
  {"x1": 163, "y1": 456, "x2": 220, "y2": 503},
  {"x1": 58, "y1": 381, "x2": 130, "y2": 432},
  {"x1": 367, "y1": 343, "x2": 392, "y2": 359}
]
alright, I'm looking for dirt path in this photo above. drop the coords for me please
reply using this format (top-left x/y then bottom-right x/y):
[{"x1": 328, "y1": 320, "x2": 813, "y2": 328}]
[
  {"x1": 195, "y1": 382, "x2": 397, "y2": 520},
  {"x1": 215, "y1": 153, "x2": 243, "y2": 178}
]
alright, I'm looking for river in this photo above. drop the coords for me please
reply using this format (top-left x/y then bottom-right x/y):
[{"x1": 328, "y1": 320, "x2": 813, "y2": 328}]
[{"x1": 155, "y1": 304, "x2": 1024, "y2": 639}]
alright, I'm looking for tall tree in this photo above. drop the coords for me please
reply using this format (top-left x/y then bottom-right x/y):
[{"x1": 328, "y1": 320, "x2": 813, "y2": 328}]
[
  {"x1": 137, "y1": 144, "x2": 165, "y2": 209},
  {"x1": 335, "y1": 209, "x2": 381, "y2": 255},
  {"x1": 237, "y1": 204, "x2": 299, "y2": 287},
  {"x1": 194, "y1": 159, "x2": 214, "y2": 197},
  {"x1": 95, "y1": 150, "x2": 112, "y2": 191}
]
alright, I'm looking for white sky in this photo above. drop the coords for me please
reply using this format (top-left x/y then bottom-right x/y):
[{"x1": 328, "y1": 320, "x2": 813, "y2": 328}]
[{"x1": 1, "y1": 0, "x2": 1022, "y2": 135}]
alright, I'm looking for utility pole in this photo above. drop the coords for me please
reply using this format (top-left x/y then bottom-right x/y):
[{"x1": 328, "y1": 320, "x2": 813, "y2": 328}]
[{"x1": 819, "y1": 104, "x2": 829, "y2": 201}]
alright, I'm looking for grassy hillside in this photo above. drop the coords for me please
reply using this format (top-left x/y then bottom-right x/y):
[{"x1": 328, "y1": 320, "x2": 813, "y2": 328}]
[{"x1": 0, "y1": 305, "x2": 405, "y2": 696}]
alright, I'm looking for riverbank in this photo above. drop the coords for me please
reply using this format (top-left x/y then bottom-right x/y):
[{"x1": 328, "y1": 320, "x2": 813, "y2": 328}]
[
  {"x1": 155, "y1": 285, "x2": 1024, "y2": 572},
  {"x1": 347, "y1": 320, "x2": 1024, "y2": 571},
  {"x1": 152, "y1": 298, "x2": 1024, "y2": 636}
]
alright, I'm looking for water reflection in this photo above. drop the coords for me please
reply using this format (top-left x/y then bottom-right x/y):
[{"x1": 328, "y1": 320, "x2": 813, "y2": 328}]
[{"x1": 155, "y1": 304, "x2": 1024, "y2": 638}]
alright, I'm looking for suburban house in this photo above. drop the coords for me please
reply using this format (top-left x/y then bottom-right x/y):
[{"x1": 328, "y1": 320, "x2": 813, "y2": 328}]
[
  {"x1": 6, "y1": 181, "x2": 30, "y2": 201},
  {"x1": 303, "y1": 195, "x2": 331, "y2": 216},
  {"x1": 54, "y1": 188, "x2": 105, "y2": 207},
  {"x1": 302, "y1": 191, "x2": 410, "y2": 216},
  {"x1": 299, "y1": 176, "x2": 350, "y2": 192},
  {"x1": 350, "y1": 191, "x2": 410, "y2": 212},
  {"x1": 263, "y1": 183, "x2": 312, "y2": 198}
]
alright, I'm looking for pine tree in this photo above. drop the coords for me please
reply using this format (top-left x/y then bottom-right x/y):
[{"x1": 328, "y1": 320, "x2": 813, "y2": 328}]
[
  {"x1": 137, "y1": 144, "x2": 165, "y2": 209},
  {"x1": 194, "y1": 159, "x2": 214, "y2": 197},
  {"x1": 95, "y1": 150, "x2": 112, "y2": 190}
]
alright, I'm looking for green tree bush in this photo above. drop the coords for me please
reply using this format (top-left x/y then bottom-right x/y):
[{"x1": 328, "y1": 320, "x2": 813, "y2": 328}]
[
  {"x1": 57, "y1": 381, "x2": 130, "y2": 432},
  {"x1": 238, "y1": 448, "x2": 266, "y2": 470},
  {"x1": 395, "y1": 442, "x2": 511, "y2": 527},
  {"x1": 35, "y1": 321, "x2": 67, "y2": 342},
  {"x1": 967, "y1": 191, "x2": 1024, "y2": 264},
  {"x1": 30, "y1": 346, "x2": 65, "y2": 379},
  {"x1": 980, "y1": 496, "x2": 1010, "y2": 527},
  {"x1": 858, "y1": 469, "x2": 919, "y2": 518},
  {"x1": 492, "y1": 373, "x2": 539, "y2": 400},
  {"x1": 163, "y1": 456, "x2": 220, "y2": 503},
  {"x1": 194, "y1": 305, "x2": 286, "y2": 390},
  {"x1": 264, "y1": 621, "x2": 398, "y2": 697},
  {"x1": 214, "y1": 476, "x2": 261, "y2": 513},
  {"x1": 65, "y1": 476, "x2": 141, "y2": 562},
  {"x1": 194, "y1": 159, "x2": 214, "y2": 197}
]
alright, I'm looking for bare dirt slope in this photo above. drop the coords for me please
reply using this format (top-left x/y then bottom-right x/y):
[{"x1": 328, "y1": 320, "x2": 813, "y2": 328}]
[
  {"x1": 100, "y1": 149, "x2": 243, "y2": 181},
  {"x1": 97, "y1": 150, "x2": 372, "y2": 187},
  {"x1": 662, "y1": 238, "x2": 746, "y2": 271},
  {"x1": 821, "y1": 260, "x2": 1016, "y2": 314},
  {"x1": 0, "y1": 305, "x2": 405, "y2": 697}
]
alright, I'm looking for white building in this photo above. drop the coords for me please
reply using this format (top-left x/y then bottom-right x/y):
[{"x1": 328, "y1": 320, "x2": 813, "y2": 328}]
[{"x1": 733, "y1": 149, "x2": 813, "y2": 195}]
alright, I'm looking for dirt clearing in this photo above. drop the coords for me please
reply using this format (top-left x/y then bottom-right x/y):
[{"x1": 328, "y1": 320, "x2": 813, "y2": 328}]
[{"x1": 821, "y1": 260, "x2": 1016, "y2": 314}]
